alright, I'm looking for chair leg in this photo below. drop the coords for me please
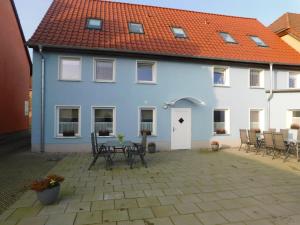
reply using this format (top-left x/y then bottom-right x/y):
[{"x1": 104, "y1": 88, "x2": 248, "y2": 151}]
[
  {"x1": 88, "y1": 154, "x2": 99, "y2": 170},
  {"x1": 140, "y1": 154, "x2": 147, "y2": 168},
  {"x1": 238, "y1": 144, "x2": 242, "y2": 151},
  {"x1": 284, "y1": 146, "x2": 291, "y2": 162},
  {"x1": 130, "y1": 154, "x2": 135, "y2": 169}
]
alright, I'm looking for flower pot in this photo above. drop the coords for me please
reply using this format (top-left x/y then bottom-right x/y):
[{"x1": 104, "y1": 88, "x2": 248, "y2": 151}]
[
  {"x1": 211, "y1": 144, "x2": 219, "y2": 151},
  {"x1": 36, "y1": 185, "x2": 60, "y2": 205},
  {"x1": 148, "y1": 143, "x2": 156, "y2": 153},
  {"x1": 63, "y1": 131, "x2": 75, "y2": 137}
]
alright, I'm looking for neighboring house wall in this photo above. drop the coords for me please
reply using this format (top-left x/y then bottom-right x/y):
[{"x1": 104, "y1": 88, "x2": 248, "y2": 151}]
[
  {"x1": 32, "y1": 50, "x2": 273, "y2": 152},
  {"x1": 0, "y1": 0, "x2": 30, "y2": 135},
  {"x1": 281, "y1": 34, "x2": 300, "y2": 53}
]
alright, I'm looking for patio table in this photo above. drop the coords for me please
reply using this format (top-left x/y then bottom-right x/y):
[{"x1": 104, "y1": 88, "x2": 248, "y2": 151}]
[{"x1": 103, "y1": 140, "x2": 135, "y2": 162}]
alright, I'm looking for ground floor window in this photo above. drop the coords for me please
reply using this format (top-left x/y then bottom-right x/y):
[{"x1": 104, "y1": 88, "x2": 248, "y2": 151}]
[
  {"x1": 56, "y1": 106, "x2": 80, "y2": 137},
  {"x1": 250, "y1": 109, "x2": 264, "y2": 131},
  {"x1": 139, "y1": 107, "x2": 157, "y2": 135},
  {"x1": 93, "y1": 107, "x2": 116, "y2": 137},
  {"x1": 213, "y1": 109, "x2": 230, "y2": 134},
  {"x1": 287, "y1": 110, "x2": 300, "y2": 129}
]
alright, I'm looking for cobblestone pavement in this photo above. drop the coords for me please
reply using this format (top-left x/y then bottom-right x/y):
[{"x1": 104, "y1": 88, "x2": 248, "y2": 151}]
[
  {"x1": 0, "y1": 148, "x2": 64, "y2": 214},
  {"x1": 1, "y1": 149, "x2": 300, "y2": 225}
]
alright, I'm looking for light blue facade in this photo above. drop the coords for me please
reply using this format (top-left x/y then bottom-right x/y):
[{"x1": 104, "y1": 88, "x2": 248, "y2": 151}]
[{"x1": 32, "y1": 50, "x2": 281, "y2": 152}]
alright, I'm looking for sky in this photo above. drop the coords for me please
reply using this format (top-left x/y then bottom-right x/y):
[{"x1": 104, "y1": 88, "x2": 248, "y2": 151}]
[{"x1": 15, "y1": 0, "x2": 300, "y2": 41}]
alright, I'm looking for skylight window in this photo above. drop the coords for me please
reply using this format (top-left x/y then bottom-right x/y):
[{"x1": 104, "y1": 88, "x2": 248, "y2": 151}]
[
  {"x1": 86, "y1": 18, "x2": 102, "y2": 30},
  {"x1": 171, "y1": 27, "x2": 187, "y2": 38},
  {"x1": 250, "y1": 35, "x2": 268, "y2": 47},
  {"x1": 129, "y1": 22, "x2": 144, "y2": 34},
  {"x1": 219, "y1": 32, "x2": 237, "y2": 44}
]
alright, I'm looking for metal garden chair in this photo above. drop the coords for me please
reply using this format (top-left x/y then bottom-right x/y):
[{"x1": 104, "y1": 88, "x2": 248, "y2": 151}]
[
  {"x1": 247, "y1": 129, "x2": 258, "y2": 153},
  {"x1": 280, "y1": 129, "x2": 289, "y2": 140},
  {"x1": 273, "y1": 132, "x2": 290, "y2": 160},
  {"x1": 263, "y1": 131, "x2": 274, "y2": 157},
  {"x1": 239, "y1": 129, "x2": 249, "y2": 151},
  {"x1": 129, "y1": 132, "x2": 148, "y2": 169}
]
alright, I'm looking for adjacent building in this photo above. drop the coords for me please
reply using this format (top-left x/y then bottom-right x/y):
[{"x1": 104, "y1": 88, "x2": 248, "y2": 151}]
[
  {"x1": 28, "y1": 0, "x2": 300, "y2": 152},
  {"x1": 0, "y1": 0, "x2": 31, "y2": 136}
]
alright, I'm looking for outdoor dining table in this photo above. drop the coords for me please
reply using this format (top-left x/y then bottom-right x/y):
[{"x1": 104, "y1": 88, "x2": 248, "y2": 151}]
[{"x1": 103, "y1": 140, "x2": 135, "y2": 160}]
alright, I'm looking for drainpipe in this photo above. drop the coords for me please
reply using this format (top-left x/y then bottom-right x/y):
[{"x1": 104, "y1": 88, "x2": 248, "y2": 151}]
[
  {"x1": 39, "y1": 45, "x2": 45, "y2": 153},
  {"x1": 267, "y1": 63, "x2": 274, "y2": 130}
]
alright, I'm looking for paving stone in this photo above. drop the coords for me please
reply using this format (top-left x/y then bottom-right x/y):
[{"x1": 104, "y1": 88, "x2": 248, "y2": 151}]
[
  {"x1": 144, "y1": 217, "x2": 174, "y2": 225},
  {"x1": 158, "y1": 196, "x2": 181, "y2": 205},
  {"x1": 163, "y1": 188, "x2": 183, "y2": 196},
  {"x1": 144, "y1": 190, "x2": 164, "y2": 197},
  {"x1": 74, "y1": 211, "x2": 102, "y2": 225},
  {"x1": 91, "y1": 200, "x2": 114, "y2": 211},
  {"x1": 46, "y1": 213, "x2": 76, "y2": 225},
  {"x1": 196, "y1": 201, "x2": 223, "y2": 212},
  {"x1": 245, "y1": 219, "x2": 275, "y2": 225},
  {"x1": 174, "y1": 202, "x2": 201, "y2": 214},
  {"x1": 128, "y1": 208, "x2": 154, "y2": 220},
  {"x1": 195, "y1": 211, "x2": 228, "y2": 225},
  {"x1": 115, "y1": 199, "x2": 138, "y2": 209},
  {"x1": 171, "y1": 214, "x2": 203, "y2": 225},
  {"x1": 103, "y1": 209, "x2": 128, "y2": 222},
  {"x1": 178, "y1": 194, "x2": 202, "y2": 203},
  {"x1": 240, "y1": 206, "x2": 272, "y2": 220},
  {"x1": 124, "y1": 191, "x2": 145, "y2": 199},
  {"x1": 38, "y1": 204, "x2": 67, "y2": 215},
  {"x1": 7, "y1": 206, "x2": 42, "y2": 222},
  {"x1": 151, "y1": 205, "x2": 178, "y2": 218},
  {"x1": 117, "y1": 220, "x2": 145, "y2": 225},
  {"x1": 137, "y1": 197, "x2": 161, "y2": 208},
  {"x1": 104, "y1": 192, "x2": 124, "y2": 200},
  {"x1": 65, "y1": 202, "x2": 90, "y2": 213},
  {"x1": 219, "y1": 209, "x2": 252, "y2": 223},
  {"x1": 16, "y1": 216, "x2": 48, "y2": 225}
]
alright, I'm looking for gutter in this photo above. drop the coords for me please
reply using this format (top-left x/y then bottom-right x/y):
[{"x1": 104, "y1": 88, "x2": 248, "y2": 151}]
[
  {"x1": 267, "y1": 63, "x2": 273, "y2": 130},
  {"x1": 38, "y1": 45, "x2": 45, "y2": 153}
]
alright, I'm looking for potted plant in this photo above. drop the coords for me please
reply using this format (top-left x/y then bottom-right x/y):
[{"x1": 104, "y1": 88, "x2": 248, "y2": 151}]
[
  {"x1": 211, "y1": 141, "x2": 220, "y2": 151},
  {"x1": 141, "y1": 130, "x2": 152, "y2": 136},
  {"x1": 216, "y1": 128, "x2": 226, "y2": 135},
  {"x1": 253, "y1": 128, "x2": 261, "y2": 134},
  {"x1": 63, "y1": 130, "x2": 75, "y2": 137},
  {"x1": 117, "y1": 133, "x2": 124, "y2": 143},
  {"x1": 291, "y1": 124, "x2": 300, "y2": 130},
  {"x1": 99, "y1": 130, "x2": 110, "y2": 136},
  {"x1": 148, "y1": 142, "x2": 156, "y2": 153},
  {"x1": 30, "y1": 174, "x2": 64, "y2": 205}
]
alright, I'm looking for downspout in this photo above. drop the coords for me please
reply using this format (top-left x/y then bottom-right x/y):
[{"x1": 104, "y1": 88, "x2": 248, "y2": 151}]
[
  {"x1": 267, "y1": 63, "x2": 274, "y2": 130},
  {"x1": 38, "y1": 45, "x2": 45, "y2": 153}
]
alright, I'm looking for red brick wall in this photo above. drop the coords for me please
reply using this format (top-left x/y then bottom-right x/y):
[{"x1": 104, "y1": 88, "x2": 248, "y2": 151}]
[{"x1": 0, "y1": 0, "x2": 31, "y2": 135}]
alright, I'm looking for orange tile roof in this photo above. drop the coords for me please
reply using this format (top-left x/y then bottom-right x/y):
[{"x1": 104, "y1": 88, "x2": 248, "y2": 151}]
[
  {"x1": 269, "y1": 13, "x2": 300, "y2": 41},
  {"x1": 28, "y1": 0, "x2": 300, "y2": 65}
]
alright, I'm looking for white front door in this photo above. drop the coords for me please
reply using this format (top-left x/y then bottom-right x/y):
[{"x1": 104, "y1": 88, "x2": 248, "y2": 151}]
[{"x1": 171, "y1": 108, "x2": 191, "y2": 150}]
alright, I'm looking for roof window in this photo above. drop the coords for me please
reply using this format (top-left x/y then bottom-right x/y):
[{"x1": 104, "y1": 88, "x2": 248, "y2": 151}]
[
  {"x1": 219, "y1": 32, "x2": 237, "y2": 44},
  {"x1": 86, "y1": 18, "x2": 102, "y2": 30},
  {"x1": 171, "y1": 27, "x2": 187, "y2": 38}
]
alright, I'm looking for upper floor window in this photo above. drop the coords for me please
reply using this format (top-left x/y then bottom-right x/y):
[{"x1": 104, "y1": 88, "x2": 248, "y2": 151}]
[
  {"x1": 250, "y1": 35, "x2": 268, "y2": 47},
  {"x1": 139, "y1": 107, "x2": 157, "y2": 136},
  {"x1": 250, "y1": 69, "x2": 264, "y2": 88},
  {"x1": 219, "y1": 32, "x2": 237, "y2": 44},
  {"x1": 92, "y1": 107, "x2": 116, "y2": 137},
  {"x1": 171, "y1": 27, "x2": 187, "y2": 38},
  {"x1": 213, "y1": 109, "x2": 230, "y2": 135},
  {"x1": 289, "y1": 72, "x2": 300, "y2": 88},
  {"x1": 137, "y1": 61, "x2": 156, "y2": 84},
  {"x1": 86, "y1": 18, "x2": 102, "y2": 30},
  {"x1": 129, "y1": 22, "x2": 144, "y2": 34},
  {"x1": 213, "y1": 67, "x2": 229, "y2": 86},
  {"x1": 94, "y1": 58, "x2": 115, "y2": 82},
  {"x1": 56, "y1": 106, "x2": 80, "y2": 137},
  {"x1": 59, "y1": 57, "x2": 81, "y2": 81}
]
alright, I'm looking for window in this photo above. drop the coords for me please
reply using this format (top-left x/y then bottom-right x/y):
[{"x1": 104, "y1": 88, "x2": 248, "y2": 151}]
[
  {"x1": 93, "y1": 107, "x2": 116, "y2": 137},
  {"x1": 86, "y1": 18, "x2": 102, "y2": 30},
  {"x1": 250, "y1": 35, "x2": 268, "y2": 47},
  {"x1": 137, "y1": 61, "x2": 156, "y2": 83},
  {"x1": 139, "y1": 108, "x2": 157, "y2": 136},
  {"x1": 213, "y1": 109, "x2": 230, "y2": 135},
  {"x1": 56, "y1": 106, "x2": 80, "y2": 137},
  {"x1": 289, "y1": 72, "x2": 300, "y2": 88},
  {"x1": 171, "y1": 27, "x2": 187, "y2": 38},
  {"x1": 213, "y1": 67, "x2": 229, "y2": 86},
  {"x1": 94, "y1": 59, "x2": 115, "y2": 82},
  {"x1": 250, "y1": 69, "x2": 264, "y2": 88},
  {"x1": 129, "y1": 22, "x2": 144, "y2": 34},
  {"x1": 250, "y1": 109, "x2": 264, "y2": 131},
  {"x1": 219, "y1": 32, "x2": 237, "y2": 44},
  {"x1": 59, "y1": 57, "x2": 81, "y2": 81}
]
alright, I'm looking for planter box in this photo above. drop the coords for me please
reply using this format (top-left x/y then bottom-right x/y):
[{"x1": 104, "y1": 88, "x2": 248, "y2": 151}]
[
  {"x1": 99, "y1": 131, "x2": 110, "y2": 136},
  {"x1": 63, "y1": 131, "x2": 75, "y2": 137}
]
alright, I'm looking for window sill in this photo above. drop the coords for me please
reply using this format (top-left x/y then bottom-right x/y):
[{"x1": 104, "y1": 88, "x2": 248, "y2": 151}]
[
  {"x1": 56, "y1": 136, "x2": 81, "y2": 139},
  {"x1": 250, "y1": 86, "x2": 264, "y2": 89},
  {"x1": 213, "y1": 133, "x2": 230, "y2": 136},
  {"x1": 58, "y1": 79, "x2": 82, "y2": 82},
  {"x1": 94, "y1": 80, "x2": 116, "y2": 83},
  {"x1": 213, "y1": 85, "x2": 230, "y2": 88},
  {"x1": 136, "y1": 81, "x2": 157, "y2": 85},
  {"x1": 97, "y1": 135, "x2": 116, "y2": 138}
]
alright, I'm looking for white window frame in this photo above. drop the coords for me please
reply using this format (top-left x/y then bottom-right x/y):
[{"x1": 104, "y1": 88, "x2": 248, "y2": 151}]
[
  {"x1": 93, "y1": 58, "x2": 116, "y2": 82},
  {"x1": 249, "y1": 68, "x2": 264, "y2": 89},
  {"x1": 213, "y1": 108, "x2": 230, "y2": 135},
  {"x1": 249, "y1": 109, "x2": 265, "y2": 131},
  {"x1": 212, "y1": 66, "x2": 230, "y2": 87},
  {"x1": 138, "y1": 107, "x2": 157, "y2": 136},
  {"x1": 91, "y1": 106, "x2": 116, "y2": 137},
  {"x1": 288, "y1": 72, "x2": 300, "y2": 89},
  {"x1": 58, "y1": 56, "x2": 82, "y2": 81},
  {"x1": 136, "y1": 60, "x2": 157, "y2": 84},
  {"x1": 55, "y1": 105, "x2": 81, "y2": 138}
]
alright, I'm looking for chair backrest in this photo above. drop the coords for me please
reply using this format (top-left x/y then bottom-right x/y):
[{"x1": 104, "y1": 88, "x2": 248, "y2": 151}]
[
  {"x1": 273, "y1": 133, "x2": 286, "y2": 151},
  {"x1": 297, "y1": 129, "x2": 300, "y2": 142},
  {"x1": 91, "y1": 132, "x2": 97, "y2": 157},
  {"x1": 240, "y1": 129, "x2": 248, "y2": 144},
  {"x1": 263, "y1": 131, "x2": 274, "y2": 148},
  {"x1": 269, "y1": 128, "x2": 276, "y2": 133},
  {"x1": 138, "y1": 131, "x2": 147, "y2": 153},
  {"x1": 248, "y1": 130, "x2": 257, "y2": 145},
  {"x1": 280, "y1": 129, "x2": 289, "y2": 140}
]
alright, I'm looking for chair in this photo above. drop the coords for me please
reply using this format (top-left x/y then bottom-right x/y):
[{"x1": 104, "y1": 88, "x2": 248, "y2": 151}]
[
  {"x1": 269, "y1": 128, "x2": 276, "y2": 132},
  {"x1": 239, "y1": 129, "x2": 249, "y2": 151},
  {"x1": 129, "y1": 132, "x2": 148, "y2": 169},
  {"x1": 88, "y1": 132, "x2": 112, "y2": 170},
  {"x1": 247, "y1": 130, "x2": 258, "y2": 153},
  {"x1": 280, "y1": 129, "x2": 289, "y2": 140},
  {"x1": 263, "y1": 131, "x2": 274, "y2": 157},
  {"x1": 273, "y1": 133, "x2": 288, "y2": 160}
]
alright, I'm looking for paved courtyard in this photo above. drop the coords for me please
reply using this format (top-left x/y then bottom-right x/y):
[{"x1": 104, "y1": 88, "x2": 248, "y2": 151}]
[{"x1": 1, "y1": 149, "x2": 300, "y2": 225}]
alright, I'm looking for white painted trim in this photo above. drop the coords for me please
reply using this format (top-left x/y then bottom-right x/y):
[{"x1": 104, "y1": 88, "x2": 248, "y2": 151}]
[
  {"x1": 58, "y1": 56, "x2": 82, "y2": 81},
  {"x1": 171, "y1": 108, "x2": 192, "y2": 150},
  {"x1": 93, "y1": 57, "x2": 116, "y2": 83},
  {"x1": 55, "y1": 105, "x2": 81, "y2": 138},
  {"x1": 212, "y1": 108, "x2": 231, "y2": 135},
  {"x1": 249, "y1": 68, "x2": 265, "y2": 89},
  {"x1": 211, "y1": 65, "x2": 230, "y2": 87},
  {"x1": 137, "y1": 106, "x2": 157, "y2": 136},
  {"x1": 136, "y1": 60, "x2": 157, "y2": 84},
  {"x1": 91, "y1": 106, "x2": 117, "y2": 137}
]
